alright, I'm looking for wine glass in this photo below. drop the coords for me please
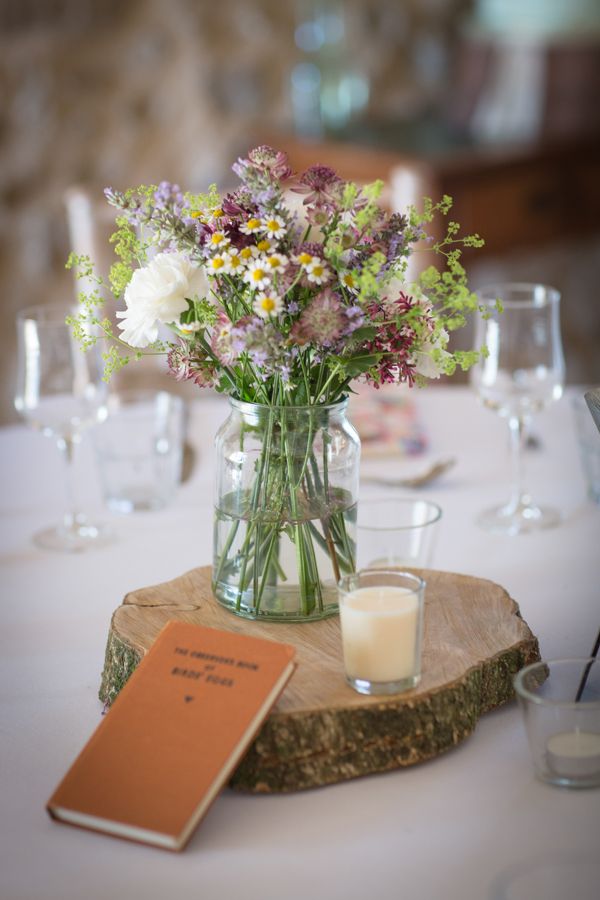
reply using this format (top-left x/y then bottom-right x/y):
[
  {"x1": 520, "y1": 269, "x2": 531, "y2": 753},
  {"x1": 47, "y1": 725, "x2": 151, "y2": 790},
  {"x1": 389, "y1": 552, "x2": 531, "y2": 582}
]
[
  {"x1": 14, "y1": 303, "x2": 113, "y2": 551},
  {"x1": 470, "y1": 283, "x2": 565, "y2": 535}
]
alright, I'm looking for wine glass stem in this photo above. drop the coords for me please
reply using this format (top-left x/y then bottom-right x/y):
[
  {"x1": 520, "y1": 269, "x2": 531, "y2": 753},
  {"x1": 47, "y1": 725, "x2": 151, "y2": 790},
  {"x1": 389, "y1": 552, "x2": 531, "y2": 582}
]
[
  {"x1": 507, "y1": 415, "x2": 531, "y2": 512},
  {"x1": 57, "y1": 435, "x2": 84, "y2": 532}
]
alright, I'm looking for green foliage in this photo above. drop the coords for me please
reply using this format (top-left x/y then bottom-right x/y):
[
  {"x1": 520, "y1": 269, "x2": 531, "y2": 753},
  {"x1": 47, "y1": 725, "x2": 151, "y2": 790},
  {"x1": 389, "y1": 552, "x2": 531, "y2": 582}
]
[
  {"x1": 184, "y1": 184, "x2": 221, "y2": 215},
  {"x1": 454, "y1": 349, "x2": 481, "y2": 371},
  {"x1": 361, "y1": 179, "x2": 384, "y2": 202},
  {"x1": 109, "y1": 261, "x2": 134, "y2": 298},
  {"x1": 356, "y1": 251, "x2": 386, "y2": 301},
  {"x1": 408, "y1": 194, "x2": 452, "y2": 228},
  {"x1": 341, "y1": 182, "x2": 358, "y2": 210},
  {"x1": 181, "y1": 298, "x2": 219, "y2": 328},
  {"x1": 102, "y1": 344, "x2": 132, "y2": 380},
  {"x1": 338, "y1": 353, "x2": 382, "y2": 379}
]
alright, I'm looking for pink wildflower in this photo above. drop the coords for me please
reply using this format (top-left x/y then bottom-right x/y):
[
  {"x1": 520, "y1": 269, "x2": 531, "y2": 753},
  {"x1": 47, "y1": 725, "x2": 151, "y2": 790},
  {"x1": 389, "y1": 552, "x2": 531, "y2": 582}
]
[
  {"x1": 293, "y1": 165, "x2": 343, "y2": 208},
  {"x1": 211, "y1": 314, "x2": 236, "y2": 366},
  {"x1": 233, "y1": 145, "x2": 292, "y2": 182},
  {"x1": 291, "y1": 289, "x2": 346, "y2": 346}
]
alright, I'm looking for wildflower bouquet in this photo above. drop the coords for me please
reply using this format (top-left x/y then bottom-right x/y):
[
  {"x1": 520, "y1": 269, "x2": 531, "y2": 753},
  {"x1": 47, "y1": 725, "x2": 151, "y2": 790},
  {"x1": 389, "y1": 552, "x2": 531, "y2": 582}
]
[{"x1": 70, "y1": 145, "x2": 482, "y2": 620}]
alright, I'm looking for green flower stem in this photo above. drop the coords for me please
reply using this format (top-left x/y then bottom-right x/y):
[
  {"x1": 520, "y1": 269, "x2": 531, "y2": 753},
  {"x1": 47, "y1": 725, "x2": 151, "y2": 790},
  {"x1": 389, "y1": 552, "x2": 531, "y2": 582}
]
[
  {"x1": 281, "y1": 413, "x2": 315, "y2": 615},
  {"x1": 232, "y1": 412, "x2": 274, "y2": 608},
  {"x1": 214, "y1": 399, "x2": 355, "y2": 618},
  {"x1": 254, "y1": 529, "x2": 279, "y2": 614},
  {"x1": 211, "y1": 516, "x2": 240, "y2": 588},
  {"x1": 306, "y1": 520, "x2": 352, "y2": 572}
]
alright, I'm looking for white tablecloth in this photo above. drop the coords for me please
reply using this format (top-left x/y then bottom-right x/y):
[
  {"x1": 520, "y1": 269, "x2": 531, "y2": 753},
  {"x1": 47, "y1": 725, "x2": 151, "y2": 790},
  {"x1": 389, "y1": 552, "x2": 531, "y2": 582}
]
[{"x1": 1, "y1": 386, "x2": 598, "y2": 900}]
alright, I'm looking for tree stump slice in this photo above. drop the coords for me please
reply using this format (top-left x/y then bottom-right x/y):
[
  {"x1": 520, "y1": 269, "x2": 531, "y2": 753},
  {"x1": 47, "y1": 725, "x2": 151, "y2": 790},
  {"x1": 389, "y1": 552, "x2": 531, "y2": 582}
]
[{"x1": 100, "y1": 566, "x2": 539, "y2": 793}]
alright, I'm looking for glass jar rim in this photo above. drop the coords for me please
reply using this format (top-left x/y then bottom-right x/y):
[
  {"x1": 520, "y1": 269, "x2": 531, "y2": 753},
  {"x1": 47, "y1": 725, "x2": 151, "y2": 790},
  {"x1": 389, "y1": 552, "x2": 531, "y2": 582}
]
[
  {"x1": 229, "y1": 395, "x2": 349, "y2": 414},
  {"x1": 513, "y1": 657, "x2": 600, "y2": 709}
]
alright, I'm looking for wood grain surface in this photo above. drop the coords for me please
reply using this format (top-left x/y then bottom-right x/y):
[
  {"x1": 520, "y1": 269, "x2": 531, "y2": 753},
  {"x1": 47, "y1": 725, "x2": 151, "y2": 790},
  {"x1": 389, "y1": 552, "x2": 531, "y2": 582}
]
[{"x1": 100, "y1": 566, "x2": 539, "y2": 792}]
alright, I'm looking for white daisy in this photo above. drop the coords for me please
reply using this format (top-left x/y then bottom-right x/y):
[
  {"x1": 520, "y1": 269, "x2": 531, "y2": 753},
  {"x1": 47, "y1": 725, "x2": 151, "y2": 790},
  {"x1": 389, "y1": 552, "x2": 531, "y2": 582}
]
[
  {"x1": 226, "y1": 251, "x2": 245, "y2": 274},
  {"x1": 240, "y1": 216, "x2": 262, "y2": 235},
  {"x1": 260, "y1": 215, "x2": 286, "y2": 240},
  {"x1": 256, "y1": 237, "x2": 276, "y2": 254},
  {"x1": 243, "y1": 261, "x2": 271, "y2": 291},
  {"x1": 208, "y1": 231, "x2": 230, "y2": 250},
  {"x1": 294, "y1": 251, "x2": 314, "y2": 267},
  {"x1": 340, "y1": 271, "x2": 358, "y2": 291},
  {"x1": 238, "y1": 245, "x2": 260, "y2": 264},
  {"x1": 179, "y1": 320, "x2": 202, "y2": 333},
  {"x1": 264, "y1": 253, "x2": 289, "y2": 273},
  {"x1": 253, "y1": 292, "x2": 283, "y2": 319},
  {"x1": 305, "y1": 258, "x2": 331, "y2": 285},
  {"x1": 206, "y1": 254, "x2": 231, "y2": 276}
]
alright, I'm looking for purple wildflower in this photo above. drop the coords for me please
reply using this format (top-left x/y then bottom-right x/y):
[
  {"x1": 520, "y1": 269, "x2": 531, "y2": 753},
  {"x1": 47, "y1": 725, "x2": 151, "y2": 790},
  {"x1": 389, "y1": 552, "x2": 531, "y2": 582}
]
[
  {"x1": 345, "y1": 304, "x2": 365, "y2": 333},
  {"x1": 104, "y1": 186, "x2": 146, "y2": 224},
  {"x1": 379, "y1": 288, "x2": 416, "y2": 317},
  {"x1": 230, "y1": 317, "x2": 286, "y2": 374},
  {"x1": 153, "y1": 181, "x2": 184, "y2": 215},
  {"x1": 293, "y1": 165, "x2": 342, "y2": 208},
  {"x1": 361, "y1": 299, "x2": 418, "y2": 388},
  {"x1": 297, "y1": 241, "x2": 324, "y2": 258}
]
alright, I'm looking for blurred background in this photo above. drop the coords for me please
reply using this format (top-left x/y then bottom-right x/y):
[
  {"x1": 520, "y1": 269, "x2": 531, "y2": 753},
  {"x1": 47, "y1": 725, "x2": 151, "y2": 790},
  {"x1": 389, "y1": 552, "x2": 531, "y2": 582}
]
[{"x1": 1, "y1": 0, "x2": 599, "y2": 423}]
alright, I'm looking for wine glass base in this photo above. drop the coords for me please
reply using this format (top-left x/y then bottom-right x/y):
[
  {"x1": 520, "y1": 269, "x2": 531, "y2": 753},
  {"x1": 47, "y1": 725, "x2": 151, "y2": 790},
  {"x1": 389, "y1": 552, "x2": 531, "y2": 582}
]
[
  {"x1": 477, "y1": 502, "x2": 561, "y2": 536},
  {"x1": 33, "y1": 521, "x2": 115, "y2": 553}
]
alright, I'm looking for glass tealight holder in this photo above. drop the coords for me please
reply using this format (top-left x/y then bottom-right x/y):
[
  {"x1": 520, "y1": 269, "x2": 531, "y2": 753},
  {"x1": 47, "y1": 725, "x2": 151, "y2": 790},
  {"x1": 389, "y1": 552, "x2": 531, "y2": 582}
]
[
  {"x1": 514, "y1": 658, "x2": 600, "y2": 789},
  {"x1": 338, "y1": 569, "x2": 425, "y2": 696}
]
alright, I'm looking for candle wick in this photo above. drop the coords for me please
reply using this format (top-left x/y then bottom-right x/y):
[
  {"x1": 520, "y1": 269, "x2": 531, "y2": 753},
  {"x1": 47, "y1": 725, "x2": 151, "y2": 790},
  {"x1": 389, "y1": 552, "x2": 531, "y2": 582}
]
[{"x1": 574, "y1": 628, "x2": 600, "y2": 702}]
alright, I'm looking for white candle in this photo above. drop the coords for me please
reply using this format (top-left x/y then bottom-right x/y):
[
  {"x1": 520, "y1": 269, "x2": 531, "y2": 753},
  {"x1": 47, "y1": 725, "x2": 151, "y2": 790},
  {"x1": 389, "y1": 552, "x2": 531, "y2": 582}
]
[
  {"x1": 340, "y1": 585, "x2": 419, "y2": 683},
  {"x1": 546, "y1": 730, "x2": 600, "y2": 779}
]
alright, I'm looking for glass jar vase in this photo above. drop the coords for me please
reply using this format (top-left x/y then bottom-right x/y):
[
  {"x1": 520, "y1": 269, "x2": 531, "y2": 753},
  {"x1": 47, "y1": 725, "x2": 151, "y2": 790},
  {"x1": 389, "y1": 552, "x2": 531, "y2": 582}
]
[{"x1": 212, "y1": 398, "x2": 360, "y2": 621}]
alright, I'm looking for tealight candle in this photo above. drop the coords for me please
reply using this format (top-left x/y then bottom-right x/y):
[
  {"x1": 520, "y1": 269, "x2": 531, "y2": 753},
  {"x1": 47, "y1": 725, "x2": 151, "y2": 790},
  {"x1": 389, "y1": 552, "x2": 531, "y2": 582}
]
[
  {"x1": 546, "y1": 730, "x2": 600, "y2": 780},
  {"x1": 514, "y1": 657, "x2": 600, "y2": 789},
  {"x1": 338, "y1": 570, "x2": 425, "y2": 695}
]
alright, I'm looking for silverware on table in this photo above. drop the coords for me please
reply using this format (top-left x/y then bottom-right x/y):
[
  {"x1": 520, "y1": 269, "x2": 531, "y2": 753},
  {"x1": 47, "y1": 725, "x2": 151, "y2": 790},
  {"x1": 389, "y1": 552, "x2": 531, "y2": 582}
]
[{"x1": 361, "y1": 457, "x2": 456, "y2": 489}]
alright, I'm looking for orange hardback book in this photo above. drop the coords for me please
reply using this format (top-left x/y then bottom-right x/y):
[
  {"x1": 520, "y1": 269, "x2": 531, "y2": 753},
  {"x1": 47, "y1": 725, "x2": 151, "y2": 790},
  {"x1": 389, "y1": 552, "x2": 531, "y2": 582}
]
[{"x1": 47, "y1": 621, "x2": 296, "y2": 851}]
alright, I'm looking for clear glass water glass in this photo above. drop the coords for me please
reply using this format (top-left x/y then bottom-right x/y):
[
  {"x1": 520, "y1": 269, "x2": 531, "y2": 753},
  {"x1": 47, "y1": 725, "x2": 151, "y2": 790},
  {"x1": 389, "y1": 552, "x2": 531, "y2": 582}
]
[
  {"x1": 356, "y1": 497, "x2": 441, "y2": 570},
  {"x1": 470, "y1": 283, "x2": 565, "y2": 535},
  {"x1": 14, "y1": 303, "x2": 112, "y2": 552}
]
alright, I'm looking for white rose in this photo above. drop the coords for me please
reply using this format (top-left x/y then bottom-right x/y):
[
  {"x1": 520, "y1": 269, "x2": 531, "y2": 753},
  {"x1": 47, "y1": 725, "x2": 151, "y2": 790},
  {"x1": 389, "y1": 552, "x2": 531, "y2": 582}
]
[
  {"x1": 413, "y1": 333, "x2": 451, "y2": 379},
  {"x1": 116, "y1": 252, "x2": 209, "y2": 348}
]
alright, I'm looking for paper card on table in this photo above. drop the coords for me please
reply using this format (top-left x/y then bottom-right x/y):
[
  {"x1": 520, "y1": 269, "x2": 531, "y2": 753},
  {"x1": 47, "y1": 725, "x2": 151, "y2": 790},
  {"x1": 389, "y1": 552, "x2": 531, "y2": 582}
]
[
  {"x1": 46, "y1": 621, "x2": 296, "y2": 851},
  {"x1": 349, "y1": 383, "x2": 427, "y2": 458}
]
